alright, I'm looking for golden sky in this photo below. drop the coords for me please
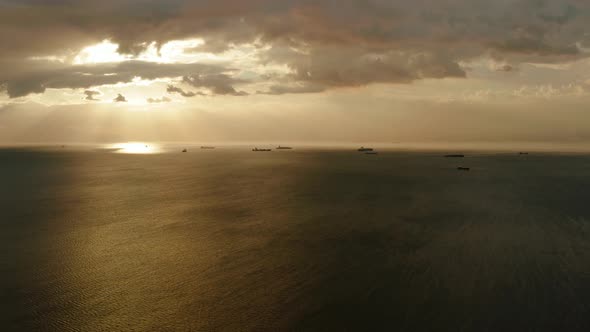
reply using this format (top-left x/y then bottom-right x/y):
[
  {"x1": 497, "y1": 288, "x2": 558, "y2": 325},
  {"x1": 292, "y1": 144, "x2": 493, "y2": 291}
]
[{"x1": 1, "y1": 0, "x2": 590, "y2": 144}]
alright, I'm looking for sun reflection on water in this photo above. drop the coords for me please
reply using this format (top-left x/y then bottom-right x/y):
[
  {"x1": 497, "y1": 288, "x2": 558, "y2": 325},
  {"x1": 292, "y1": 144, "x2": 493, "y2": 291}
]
[{"x1": 110, "y1": 142, "x2": 160, "y2": 154}]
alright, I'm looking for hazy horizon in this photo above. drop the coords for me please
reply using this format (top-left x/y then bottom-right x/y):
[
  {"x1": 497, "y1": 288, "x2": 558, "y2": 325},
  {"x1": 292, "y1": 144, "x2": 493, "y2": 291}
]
[{"x1": 7, "y1": 141, "x2": 590, "y2": 154}]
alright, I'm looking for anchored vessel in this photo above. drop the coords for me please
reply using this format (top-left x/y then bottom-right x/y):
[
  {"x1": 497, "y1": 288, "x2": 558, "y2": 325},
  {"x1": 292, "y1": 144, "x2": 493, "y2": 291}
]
[
  {"x1": 357, "y1": 147, "x2": 374, "y2": 152},
  {"x1": 252, "y1": 148, "x2": 272, "y2": 152},
  {"x1": 201, "y1": 146, "x2": 216, "y2": 149},
  {"x1": 445, "y1": 154, "x2": 465, "y2": 158},
  {"x1": 276, "y1": 146, "x2": 293, "y2": 150}
]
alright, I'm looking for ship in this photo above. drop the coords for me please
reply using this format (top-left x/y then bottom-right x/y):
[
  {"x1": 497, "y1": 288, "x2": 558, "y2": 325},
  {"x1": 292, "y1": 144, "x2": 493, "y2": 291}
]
[
  {"x1": 357, "y1": 147, "x2": 374, "y2": 152},
  {"x1": 182, "y1": 149, "x2": 187, "y2": 153},
  {"x1": 252, "y1": 148, "x2": 272, "y2": 152},
  {"x1": 365, "y1": 151, "x2": 378, "y2": 155},
  {"x1": 276, "y1": 146, "x2": 293, "y2": 150},
  {"x1": 457, "y1": 167, "x2": 470, "y2": 171},
  {"x1": 201, "y1": 146, "x2": 216, "y2": 149},
  {"x1": 445, "y1": 154, "x2": 465, "y2": 158}
]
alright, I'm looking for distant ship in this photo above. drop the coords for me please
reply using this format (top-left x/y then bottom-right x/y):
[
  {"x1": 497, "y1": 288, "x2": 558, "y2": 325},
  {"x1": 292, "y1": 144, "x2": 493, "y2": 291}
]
[
  {"x1": 365, "y1": 151, "x2": 378, "y2": 155},
  {"x1": 182, "y1": 149, "x2": 187, "y2": 153},
  {"x1": 357, "y1": 147, "x2": 374, "y2": 152},
  {"x1": 445, "y1": 154, "x2": 465, "y2": 158},
  {"x1": 457, "y1": 167, "x2": 470, "y2": 171},
  {"x1": 201, "y1": 146, "x2": 216, "y2": 149},
  {"x1": 519, "y1": 152, "x2": 529, "y2": 155},
  {"x1": 252, "y1": 148, "x2": 272, "y2": 152},
  {"x1": 276, "y1": 146, "x2": 293, "y2": 150}
]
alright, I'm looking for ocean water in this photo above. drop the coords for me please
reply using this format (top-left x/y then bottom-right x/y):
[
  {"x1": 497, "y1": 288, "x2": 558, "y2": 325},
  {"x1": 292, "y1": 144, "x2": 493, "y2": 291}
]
[{"x1": 2, "y1": 146, "x2": 590, "y2": 331}]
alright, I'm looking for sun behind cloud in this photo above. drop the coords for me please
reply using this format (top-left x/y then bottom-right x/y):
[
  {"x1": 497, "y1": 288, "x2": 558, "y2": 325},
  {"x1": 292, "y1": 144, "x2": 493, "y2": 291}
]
[{"x1": 74, "y1": 40, "x2": 129, "y2": 65}]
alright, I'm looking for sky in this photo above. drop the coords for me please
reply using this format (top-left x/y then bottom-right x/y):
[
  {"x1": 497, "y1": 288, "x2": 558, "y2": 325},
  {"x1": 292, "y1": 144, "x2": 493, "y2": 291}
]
[{"x1": 1, "y1": 0, "x2": 590, "y2": 145}]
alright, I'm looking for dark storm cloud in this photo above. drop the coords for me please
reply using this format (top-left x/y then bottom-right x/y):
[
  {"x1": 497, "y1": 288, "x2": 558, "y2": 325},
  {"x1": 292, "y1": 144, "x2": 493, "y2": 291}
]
[
  {"x1": 1, "y1": 0, "x2": 590, "y2": 97},
  {"x1": 113, "y1": 93, "x2": 127, "y2": 102}
]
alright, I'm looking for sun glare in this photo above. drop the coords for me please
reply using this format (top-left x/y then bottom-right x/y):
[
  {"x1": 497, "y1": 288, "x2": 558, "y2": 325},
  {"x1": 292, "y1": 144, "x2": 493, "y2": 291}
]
[
  {"x1": 111, "y1": 142, "x2": 159, "y2": 154},
  {"x1": 74, "y1": 40, "x2": 128, "y2": 65},
  {"x1": 73, "y1": 39, "x2": 209, "y2": 65}
]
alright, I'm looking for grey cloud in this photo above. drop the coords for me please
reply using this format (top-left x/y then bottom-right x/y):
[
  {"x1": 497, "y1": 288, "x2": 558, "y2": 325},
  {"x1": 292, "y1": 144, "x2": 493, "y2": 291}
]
[
  {"x1": 261, "y1": 45, "x2": 466, "y2": 89},
  {"x1": 183, "y1": 74, "x2": 248, "y2": 96},
  {"x1": 260, "y1": 83, "x2": 326, "y2": 95},
  {"x1": 493, "y1": 37, "x2": 580, "y2": 56},
  {"x1": 147, "y1": 96, "x2": 171, "y2": 103},
  {"x1": 5, "y1": 80, "x2": 45, "y2": 98},
  {"x1": 166, "y1": 85, "x2": 203, "y2": 97},
  {"x1": 2, "y1": 1, "x2": 589, "y2": 61},
  {"x1": 113, "y1": 93, "x2": 127, "y2": 102},
  {"x1": 536, "y1": 3, "x2": 577, "y2": 24},
  {"x1": 84, "y1": 90, "x2": 101, "y2": 101},
  {"x1": 498, "y1": 64, "x2": 516, "y2": 72}
]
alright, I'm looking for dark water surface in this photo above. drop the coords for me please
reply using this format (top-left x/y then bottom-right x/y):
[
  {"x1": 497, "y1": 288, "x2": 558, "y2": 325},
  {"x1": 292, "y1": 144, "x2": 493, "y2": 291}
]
[{"x1": 2, "y1": 147, "x2": 590, "y2": 331}]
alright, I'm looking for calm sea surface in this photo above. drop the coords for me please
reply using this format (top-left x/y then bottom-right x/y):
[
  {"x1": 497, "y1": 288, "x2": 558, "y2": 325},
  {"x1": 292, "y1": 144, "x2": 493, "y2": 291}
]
[{"x1": 2, "y1": 146, "x2": 590, "y2": 331}]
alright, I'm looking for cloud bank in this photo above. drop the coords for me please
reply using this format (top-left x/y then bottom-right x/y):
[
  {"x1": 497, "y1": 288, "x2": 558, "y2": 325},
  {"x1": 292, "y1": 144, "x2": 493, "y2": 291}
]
[{"x1": 1, "y1": 0, "x2": 589, "y2": 99}]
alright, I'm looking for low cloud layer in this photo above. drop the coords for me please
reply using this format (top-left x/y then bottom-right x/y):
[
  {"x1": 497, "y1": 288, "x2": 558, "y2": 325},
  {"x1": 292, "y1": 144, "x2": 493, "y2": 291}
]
[{"x1": 1, "y1": 61, "x2": 230, "y2": 98}]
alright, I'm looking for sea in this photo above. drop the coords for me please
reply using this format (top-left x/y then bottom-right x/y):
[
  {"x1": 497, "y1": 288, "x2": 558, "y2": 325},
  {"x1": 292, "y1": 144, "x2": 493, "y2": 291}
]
[{"x1": 2, "y1": 144, "x2": 590, "y2": 331}]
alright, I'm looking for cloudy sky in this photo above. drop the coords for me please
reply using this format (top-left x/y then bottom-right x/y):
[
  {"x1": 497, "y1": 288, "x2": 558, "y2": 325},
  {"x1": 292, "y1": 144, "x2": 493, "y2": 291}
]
[{"x1": 1, "y1": 0, "x2": 590, "y2": 145}]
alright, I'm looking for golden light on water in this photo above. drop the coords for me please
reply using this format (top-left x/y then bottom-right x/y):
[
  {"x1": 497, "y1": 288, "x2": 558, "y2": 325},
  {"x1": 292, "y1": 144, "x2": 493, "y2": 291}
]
[{"x1": 111, "y1": 142, "x2": 160, "y2": 154}]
